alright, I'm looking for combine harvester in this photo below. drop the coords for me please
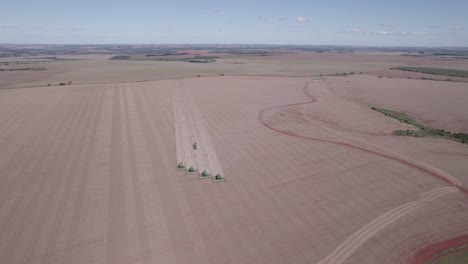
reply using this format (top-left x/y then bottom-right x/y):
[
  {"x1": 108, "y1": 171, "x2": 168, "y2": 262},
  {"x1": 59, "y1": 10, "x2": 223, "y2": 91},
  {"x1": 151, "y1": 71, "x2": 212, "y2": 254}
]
[{"x1": 176, "y1": 141, "x2": 226, "y2": 182}]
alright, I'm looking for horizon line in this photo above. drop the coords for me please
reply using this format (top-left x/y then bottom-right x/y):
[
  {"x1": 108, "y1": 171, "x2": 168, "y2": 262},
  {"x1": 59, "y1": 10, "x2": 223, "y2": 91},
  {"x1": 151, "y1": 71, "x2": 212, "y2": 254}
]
[{"x1": 1, "y1": 43, "x2": 468, "y2": 49}]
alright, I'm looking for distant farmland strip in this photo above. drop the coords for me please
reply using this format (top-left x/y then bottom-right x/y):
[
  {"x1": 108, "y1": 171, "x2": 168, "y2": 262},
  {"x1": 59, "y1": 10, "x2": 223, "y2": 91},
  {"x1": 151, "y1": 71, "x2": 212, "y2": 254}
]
[
  {"x1": 0, "y1": 68, "x2": 47, "y2": 71},
  {"x1": 393, "y1": 67, "x2": 468, "y2": 78},
  {"x1": 109, "y1": 55, "x2": 131, "y2": 60},
  {"x1": 109, "y1": 55, "x2": 218, "y2": 63}
]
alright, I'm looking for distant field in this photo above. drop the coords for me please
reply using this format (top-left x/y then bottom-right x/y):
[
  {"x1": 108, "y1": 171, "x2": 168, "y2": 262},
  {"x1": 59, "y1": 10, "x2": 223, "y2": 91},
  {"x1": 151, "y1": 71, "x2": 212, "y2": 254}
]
[
  {"x1": 109, "y1": 54, "x2": 219, "y2": 63},
  {"x1": 0, "y1": 67, "x2": 47, "y2": 71},
  {"x1": 109, "y1": 55, "x2": 131, "y2": 60},
  {"x1": 395, "y1": 67, "x2": 468, "y2": 78},
  {"x1": 433, "y1": 51, "x2": 468, "y2": 57},
  {"x1": 2, "y1": 46, "x2": 468, "y2": 89},
  {"x1": 208, "y1": 49, "x2": 277, "y2": 55}
]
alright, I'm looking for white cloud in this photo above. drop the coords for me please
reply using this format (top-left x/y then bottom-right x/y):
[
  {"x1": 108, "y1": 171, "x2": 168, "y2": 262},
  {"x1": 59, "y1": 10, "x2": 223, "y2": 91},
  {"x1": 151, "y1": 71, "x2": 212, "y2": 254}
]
[
  {"x1": 24, "y1": 34, "x2": 47, "y2": 38},
  {"x1": 343, "y1": 26, "x2": 467, "y2": 36},
  {"x1": 379, "y1": 24, "x2": 398, "y2": 28},
  {"x1": 69, "y1": 35, "x2": 112, "y2": 38},
  {"x1": 201, "y1": 7, "x2": 221, "y2": 13},
  {"x1": 24, "y1": 34, "x2": 111, "y2": 38},
  {"x1": 33, "y1": 26, "x2": 85, "y2": 32},
  {"x1": 296, "y1": 17, "x2": 307, "y2": 23},
  {"x1": 341, "y1": 28, "x2": 430, "y2": 36},
  {"x1": 0, "y1": 26, "x2": 20, "y2": 29},
  {"x1": 160, "y1": 28, "x2": 175, "y2": 32}
]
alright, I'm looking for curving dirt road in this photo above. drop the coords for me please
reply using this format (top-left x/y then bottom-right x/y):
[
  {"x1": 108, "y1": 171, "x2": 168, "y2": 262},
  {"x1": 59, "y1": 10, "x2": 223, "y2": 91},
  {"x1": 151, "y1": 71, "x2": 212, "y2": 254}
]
[
  {"x1": 258, "y1": 81, "x2": 468, "y2": 195},
  {"x1": 257, "y1": 80, "x2": 468, "y2": 263}
]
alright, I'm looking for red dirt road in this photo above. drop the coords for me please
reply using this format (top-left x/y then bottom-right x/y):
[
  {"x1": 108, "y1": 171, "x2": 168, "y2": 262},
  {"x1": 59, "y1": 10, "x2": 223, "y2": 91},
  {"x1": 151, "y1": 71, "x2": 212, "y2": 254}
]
[
  {"x1": 257, "y1": 79, "x2": 468, "y2": 263},
  {"x1": 258, "y1": 82, "x2": 468, "y2": 195},
  {"x1": 1, "y1": 76, "x2": 467, "y2": 264},
  {"x1": 329, "y1": 75, "x2": 468, "y2": 133},
  {"x1": 409, "y1": 235, "x2": 468, "y2": 264}
]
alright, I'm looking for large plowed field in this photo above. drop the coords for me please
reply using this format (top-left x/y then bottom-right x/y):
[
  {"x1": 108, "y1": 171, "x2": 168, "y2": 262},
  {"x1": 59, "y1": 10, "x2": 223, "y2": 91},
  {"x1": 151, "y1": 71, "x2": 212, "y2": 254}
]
[{"x1": 1, "y1": 76, "x2": 467, "y2": 264}]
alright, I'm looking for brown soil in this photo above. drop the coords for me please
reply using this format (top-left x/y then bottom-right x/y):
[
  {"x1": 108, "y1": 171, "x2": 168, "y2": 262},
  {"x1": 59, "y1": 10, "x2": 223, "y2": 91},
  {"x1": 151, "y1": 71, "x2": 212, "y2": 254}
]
[
  {"x1": 329, "y1": 75, "x2": 468, "y2": 133},
  {"x1": 1, "y1": 76, "x2": 467, "y2": 264}
]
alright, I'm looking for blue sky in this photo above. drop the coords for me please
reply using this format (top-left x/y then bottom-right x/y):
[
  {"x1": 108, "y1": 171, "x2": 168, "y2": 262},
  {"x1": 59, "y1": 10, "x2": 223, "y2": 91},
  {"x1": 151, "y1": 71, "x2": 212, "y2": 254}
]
[{"x1": 1, "y1": 0, "x2": 467, "y2": 46}]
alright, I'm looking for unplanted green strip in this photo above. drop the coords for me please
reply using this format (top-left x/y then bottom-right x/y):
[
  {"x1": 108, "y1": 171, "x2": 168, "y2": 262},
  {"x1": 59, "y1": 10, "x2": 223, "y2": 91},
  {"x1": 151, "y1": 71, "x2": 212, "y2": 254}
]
[{"x1": 372, "y1": 107, "x2": 468, "y2": 144}]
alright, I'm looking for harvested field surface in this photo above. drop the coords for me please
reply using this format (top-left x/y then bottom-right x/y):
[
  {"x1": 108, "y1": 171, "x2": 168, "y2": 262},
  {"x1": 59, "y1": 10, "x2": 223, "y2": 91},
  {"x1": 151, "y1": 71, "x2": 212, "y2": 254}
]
[
  {"x1": 172, "y1": 79, "x2": 224, "y2": 178},
  {"x1": 330, "y1": 75, "x2": 468, "y2": 133},
  {"x1": 1, "y1": 76, "x2": 467, "y2": 264}
]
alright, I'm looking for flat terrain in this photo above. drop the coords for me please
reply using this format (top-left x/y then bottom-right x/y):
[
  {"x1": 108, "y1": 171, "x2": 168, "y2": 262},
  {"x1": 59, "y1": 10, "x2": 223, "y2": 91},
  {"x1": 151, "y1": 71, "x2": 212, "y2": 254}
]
[
  {"x1": 1, "y1": 76, "x2": 467, "y2": 264},
  {"x1": 330, "y1": 75, "x2": 468, "y2": 133},
  {"x1": 2, "y1": 49, "x2": 468, "y2": 90}
]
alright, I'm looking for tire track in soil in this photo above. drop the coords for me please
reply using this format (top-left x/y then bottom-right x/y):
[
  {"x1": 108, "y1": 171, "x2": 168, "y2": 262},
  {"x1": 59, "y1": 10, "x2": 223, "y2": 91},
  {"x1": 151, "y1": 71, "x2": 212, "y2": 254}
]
[
  {"x1": 179, "y1": 81, "x2": 208, "y2": 172},
  {"x1": 179, "y1": 80, "x2": 200, "y2": 171},
  {"x1": 174, "y1": 82, "x2": 243, "y2": 263},
  {"x1": 121, "y1": 86, "x2": 151, "y2": 262},
  {"x1": 182, "y1": 79, "x2": 224, "y2": 176},
  {"x1": 0, "y1": 88, "x2": 95, "y2": 262},
  {"x1": 27, "y1": 87, "x2": 115, "y2": 264},
  {"x1": 133, "y1": 87, "x2": 178, "y2": 264},
  {"x1": 143, "y1": 82, "x2": 211, "y2": 263},
  {"x1": 173, "y1": 80, "x2": 198, "y2": 172},
  {"x1": 173, "y1": 81, "x2": 184, "y2": 168},
  {"x1": 0, "y1": 91, "x2": 68, "y2": 234},
  {"x1": 123, "y1": 86, "x2": 173, "y2": 264},
  {"x1": 173, "y1": 79, "x2": 224, "y2": 177},
  {"x1": 58, "y1": 87, "x2": 105, "y2": 264},
  {"x1": 317, "y1": 187, "x2": 458, "y2": 264},
  {"x1": 34, "y1": 88, "x2": 103, "y2": 263},
  {"x1": 106, "y1": 87, "x2": 129, "y2": 264},
  {"x1": 0, "y1": 91, "x2": 64, "y2": 202},
  {"x1": 171, "y1": 80, "x2": 234, "y2": 261},
  {"x1": 0, "y1": 92, "x2": 51, "y2": 175},
  {"x1": 138, "y1": 84, "x2": 211, "y2": 264},
  {"x1": 16, "y1": 88, "x2": 105, "y2": 264}
]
